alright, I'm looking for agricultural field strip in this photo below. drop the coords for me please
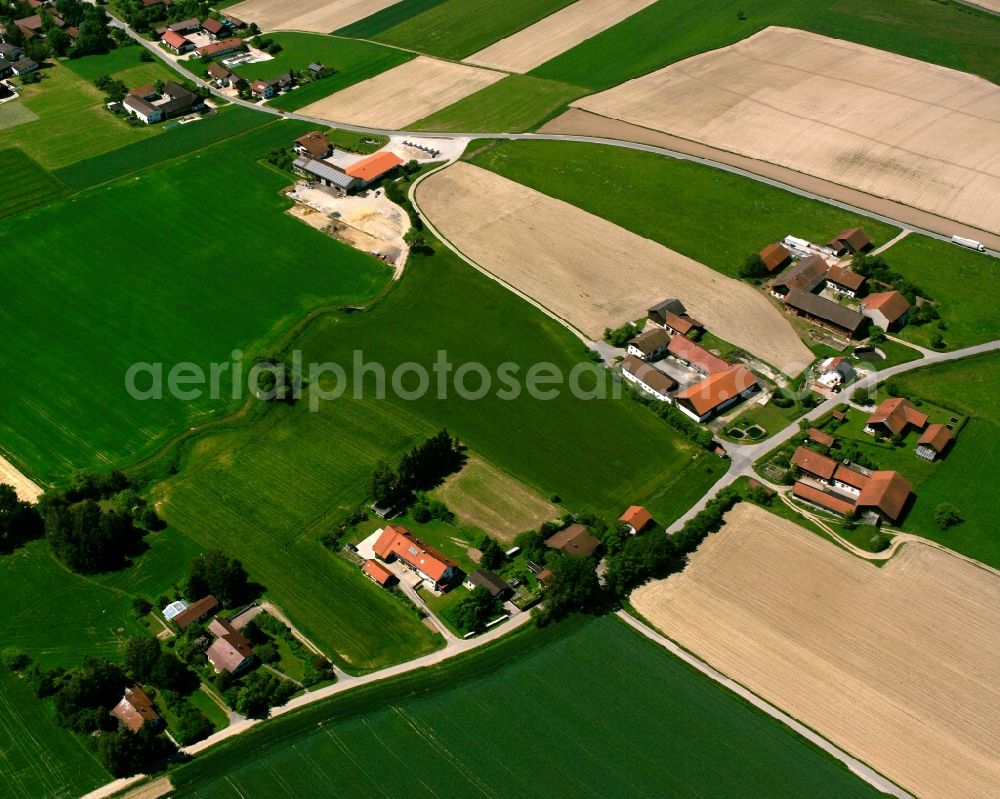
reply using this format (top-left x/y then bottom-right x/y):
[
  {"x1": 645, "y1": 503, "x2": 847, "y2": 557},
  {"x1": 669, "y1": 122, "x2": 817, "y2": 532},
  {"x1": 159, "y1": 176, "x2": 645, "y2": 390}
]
[
  {"x1": 632, "y1": 504, "x2": 1000, "y2": 799},
  {"x1": 572, "y1": 27, "x2": 1000, "y2": 237},
  {"x1": 415, "y1": 161, "x2": 812, "y2": 373},
  {"x1": 464, "y1": 0, "x2": 658, "y2": 74},
  {"x1": 222, "y1": 0, "x2": 403, "y2": 33}
]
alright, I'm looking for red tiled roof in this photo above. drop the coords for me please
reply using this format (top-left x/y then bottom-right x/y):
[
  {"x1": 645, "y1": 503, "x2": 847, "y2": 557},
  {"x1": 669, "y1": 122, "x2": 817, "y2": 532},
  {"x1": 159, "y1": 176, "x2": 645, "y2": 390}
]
[
  {"x1": 793, "y1": 482, "x2": 855, "y2": 516},
  {"x1": 362, "y1": 559, "x2": 394, "y2": 586},
  {"x1": 202, "y1": 18, "x2": 226, "y2": 34},
  {"x1": 545, "y1": 524, "x2": 600, "y2": 557},
  {"x1": 345, "y1": 151, "x2": 403, "y2": 182},
  {"x1": 618, "y1": 505, "x2": 652, "y2": 531},
  {"x1": 373, "y1": 525, "x2": 456, "y2": 582},
  {"x1": 673, "y1": 365, "x2": 757, "y2": 417},
  {"x1": 667, "y1": 335, "x2": 729, "y2": 375},
  {"x1": 808, "y1": 428, "x2": 835, "y2": 448},
  {"x1": 832, "y1": 227, "x2": 871, "y2": 251},
  {"x1": 206, "y1": 617, "x2": 254, "y2": 673},
  {"x1": 664, "y1": 311, "x2": 701, "y2": 334},
  {"x1": 112, "y1": 684, "x2": 159, "y2": 733},
  {"x1": 621, "y1": 354, "x2": 677, "y2": 395},
  {"x1": 161, "y1": 30, "x2": 189, "y2": 49},
  {"x1": 825, "y1": 265, "x2": 866, "y2": 291},
  {"x1": 197, "y1": 37, "x2": 243, "y2": 56},
  {"x1": 294, "y1": 130, "x2": 330, "y2": 158},
  {"x1": 759, "y1": 242, "x2": 791, "y2": 272},
  {"x1": 172, "y1": 595, "x2": 219, "y2": 630},
  {"x1": 917, "y1": 423, "x2": 953, "y2": 452},
  {"x1": 833, "y1": 464, "x2": 870, "y2": 491},
  {"x1": 857, "y1": 471, "x2": 912, "y2": 522},
  {"x1": 791, "y1": 446, "x2": 837, "y2": 481},
  {"x1": 863, "y1": 291, "x2": 910, "y2": 323},
  {"x1": 867, "y1": 397, "x2": 927, "y2": 436},
  {"x1": 628, "y1": 327, "x2": 669, "y2": 356}
]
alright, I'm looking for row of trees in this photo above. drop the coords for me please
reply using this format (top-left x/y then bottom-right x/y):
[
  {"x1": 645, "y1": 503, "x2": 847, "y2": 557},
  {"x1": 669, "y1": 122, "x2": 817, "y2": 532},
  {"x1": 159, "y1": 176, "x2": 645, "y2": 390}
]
[{"x1": 369, "y1": 429, "x2": 464, "y2": 509}]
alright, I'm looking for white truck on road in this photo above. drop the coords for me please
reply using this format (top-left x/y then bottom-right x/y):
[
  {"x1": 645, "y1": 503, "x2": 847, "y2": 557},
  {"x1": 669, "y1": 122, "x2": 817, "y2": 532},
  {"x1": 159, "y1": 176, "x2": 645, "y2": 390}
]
[{"x1": 951, "y1": 235, "x2": 987, "y2": 252}]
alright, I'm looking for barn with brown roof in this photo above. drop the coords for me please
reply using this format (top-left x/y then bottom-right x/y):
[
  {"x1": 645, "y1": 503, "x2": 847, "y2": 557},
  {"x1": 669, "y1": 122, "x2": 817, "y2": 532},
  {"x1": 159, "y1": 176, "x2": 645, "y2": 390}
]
[
  {"x1": 857, "y1": 471, "x2": 912, "y2": 523},
  {"x1": 545, "y1": 524, "x2": 600, "y2": 557},
  {"x1": 759, "y1": 242, "x2": 792, "y2": 273},
  {"x1": 620, "y1": 354, "x2": 677, "y2": 401},
  {"x1": 769, "y1": 254, "x2": 829, "y2": 297},
  {"x1": 862, "y1": 291, "x2": 910, "y2": 330},
  {"x1": 865, "y1": 397, "x2": 927, "y2": 438},
  {"x1": 915, "y1": 423, "x2": 953, "y2": 461},
  {"x1": 784, "y1": 288, "x2": 866, "y2": 337},
  {"x1": 792, "y1": 482, "x2": 855, "y2": 516},
  {"x1": 825, "y1": 265, "x2": 866, "y2": 297},
  {"x1": 626, "y1": 327, "x2": 669, "y2": 360},
  {"x1": 827, "y1": 227, "x2": 871, "y2": 255},
  {"x1": 791, "y1": 446, "x2": 837, "y2": 482}
]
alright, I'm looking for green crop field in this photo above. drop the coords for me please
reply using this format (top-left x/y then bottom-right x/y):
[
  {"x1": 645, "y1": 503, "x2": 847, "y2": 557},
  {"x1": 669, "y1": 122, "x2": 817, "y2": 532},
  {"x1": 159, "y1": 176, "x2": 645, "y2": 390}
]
[
  {"x1": 64, "y1": 44, "x2": 179, "y2": 87},
  {"x1": 532, "y1": 0, "x2": 1000, "y2": 93},
  {"x1": 212, "y1": 33, "x2": 414, "y2": 112},
  {"x1": 335, "y1": 0, "x2": 447, "y2": 37},
  {"x1": 0, "y1": 666, "x2": 109, "y2": 799},
  {"x1": 152, "y1": 238, "x2": 724, "y2": 669},
  {"x1": 469, "y1": 140, "x2": 897, "y2": 277},
  {"x1": 0, "y1": 62, "x2": 163, "y2": 169},
  {"x1": 880, "y1": 235, "x2": 1000, "y2": 351},
  {"x1": 170, "y1": 616, "x2": 883, "y2": 798},
  {"x1": 0, "y1": 148, "x2": 68, "y2": 220},
  {"x1": 412, "y1": 75, "x2": 586, "y2": 132},
  {"x1": 0, "y1": 121, "x2": 390, "y2": 484},
  {"x1": 372, "y1": 0, "x2": 576, "y2": 60}
]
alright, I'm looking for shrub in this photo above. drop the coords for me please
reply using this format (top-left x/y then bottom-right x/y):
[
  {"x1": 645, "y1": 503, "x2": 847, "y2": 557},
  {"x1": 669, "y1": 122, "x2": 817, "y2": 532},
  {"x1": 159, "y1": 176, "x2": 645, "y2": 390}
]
[{"x1": 934, "y1": 503, "x2": 963, "y2": 530}]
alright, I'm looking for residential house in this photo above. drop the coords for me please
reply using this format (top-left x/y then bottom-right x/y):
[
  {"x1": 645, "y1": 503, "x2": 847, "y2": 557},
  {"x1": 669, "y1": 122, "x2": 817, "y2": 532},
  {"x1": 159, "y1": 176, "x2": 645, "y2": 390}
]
[
  {"x1": 816, "y1": 356, "x2": 856, "y2": 389},
  {"x1": 112, "y1": 684, "x2": 161, "y2": 733},
  {"x1": 620, "y1": 354, "x2": 677, "y2": 402},
  {"x1": 171, "y1": 595, "x2": 219, "y2": 630},
  {"x1": 293, "y1": 156, "x2": 360, "y2": 196},
  {"x1": 250, "y1": 73, "x2": 293, "y2": 99},
  {"x1": 827, "y1": 227, "x2": 871, "y2": 255},
  {"x1": 759, "y1": 242, "x2": 792, "y2": 273},
  {"x1": 201, "y1": 18, "x2": 227, "y2": 38},
  {"x1": 123, "y1": 82, "x2": 201, "y2": 124},
  {"x1": 0, "y1": 43, "x2": 23, "y2": 61},
  {"x1": 619, "y1": 505, "x2": 653, "y2": 535},
  {"x1": 362, "y1": 558, "x2": 395, "y2": 587},
  {"x1": 865, "y1": 397, "x2": 927, "y2": 438},
  {"x1": 791, "y1": 446, "x2": 838, "y2": 483},
  {"x1": 161, "y1": 30, "x2": 194, "y2": 54},
  {"x1": 825, "y1": 265, "x2": 866, "y2": 297},
  {"x1": 808, "y1": 428, "x2": 835, "y2": 448},
  {"x1": 666, "y1": 335, "x2": 729, "y2": 375},
  {"x1": 463, "y1": 569, "x2": 510, "y2": 599},
  {"x1": 196, "y1": 37, "x2": 245, "y2": 58},
  {"x1": 206, "y1": 618, "x2": 255, "y2": 675},
  {"x1": 915, "y1": 423, "x2": 953, "y2": 461},
  {"x1": 626, "y1": 327, "x2": 669, "y2": 360},
  {"x1": 784, "y1": 288, "x2": 866, "y2": 338},
  {"x1": 15, "y1": 15, "x2": 44, "y2": 39},
  {"x1": 206, "y1": 61, "x2": 234, "y2": 86},
  {"x1": 792, "y1": 481, "x2": 855, "y2": 516},
  {"x1": 769, "y1": 254, "x2": 829, "y2": 298},
  {"x1": 373, "y1": 525, "x2": 458, "y2": 589},
  {"x1": 856, "y1": 471, "x2": 912, "y2": 523},
  {"x1": 344, "y1": 150, "x2": 404, "y2": 187},
  {"x1": 862, "y1": 291, "x2": 910, "y2": 331},
  {"x1": 168, "y1": 17, "x2": 201, "y2": 35},
  {"x1": 545, "y1": 524, "x2": 601, "y2": 557},
  {"x1": 673, "y1": 365, "x2": 758, "y2": 423},
  {"x1": 11, "y1": 58, "x2": 39, "y2": 76},
  {"x1": 293, "y1": 131, "x2": 334, "y2": 159}
]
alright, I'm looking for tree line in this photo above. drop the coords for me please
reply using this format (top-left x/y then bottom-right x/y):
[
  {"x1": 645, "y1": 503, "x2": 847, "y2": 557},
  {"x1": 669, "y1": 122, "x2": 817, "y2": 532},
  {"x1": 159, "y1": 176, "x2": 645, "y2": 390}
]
[{"x1": 368, "y1": 429, "x2": 464, "y2": 510}]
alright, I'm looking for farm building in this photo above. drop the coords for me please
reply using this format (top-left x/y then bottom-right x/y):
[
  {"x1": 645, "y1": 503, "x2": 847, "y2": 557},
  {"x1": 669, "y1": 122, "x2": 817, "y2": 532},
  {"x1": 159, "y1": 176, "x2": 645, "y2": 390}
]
[
  {"x1": 783, "y1": 288, "x2": 866, "y2": 337},
  {"x1": 791, "y1": 446, "x2": 838, "y2": 483},
  {"x1": 344, "y1": 151, "x2": 404, "y2": 186},
  {"x1": 817, "y1": 356, "x2": 856, "y2": 388},
  {"x1": 463, "y1": 569, "x2": 510, "y2": 599},
  {"x1": 362, "y1": 559, "x2": 395, "y2": 586},
  {"x1": 769, "y1": 254, "x2": 829, "y2": 298},
  {"x1": 647, "y1": 298, "x2": 685, "y2": 325},
  {"x1": 293, "y1": 131, "x2": 334, "y2": 159},
  {"x1": 202, "y1": 17, "x2": 227, "y2": 37},
  {"x1": 171, "y1": 595, "x2": 220, "y2": 630},
  {"x1": 293, "y1": 156, "x2": 360, "y2": 195},
  {"x1": 865, "y1": 397, "x2": 927, "y2": 438},
  {"x1": 545, "y1": 524, "x2": 601, "y2": 557},
  {"x1": 196, "y1": 37, "x2": 245, "y2": 58},
  {"x1": 915, "y1": 423, "x2": 954, "y2": 461},
  {"x1": 673, "y1": 365, "x2": 758, "y2": 423},
  {"x1": 206, "y1": 618, "x2": 255, "y2": 674},
  {"x1": 827, "y1": 227, "x2": 871, "y2": 255},
  {"x1": 161, "y1": 30, "x2": 193, "y2": 54},
  {"x1": 168, "y1": 17, "x2": 201, "y2": 34},
  {"x1": 825, "y1": 265, "x2": 866, "y2": 297},
  {"x1": 808, "y1": 428, "x2": 835, "y2": 448},
  {"x1": 373, "y1": 525, "x2": 458, "y2": 590},
  {"x1": 620, "y1": 354, "x2": 677, "y2": 401},
  {"x1": 832, "y1": 464, "x2": 872, "y2": 495},
  {"x1": 112, "y1": 684, "x2": 161, "y2": 733},
  {"x1": 626, "y1": 327, "x2": 669, "y2": 360},
  {"x1": 759, "y1": 242, "x2": 792, "y2": 273},
  {"x1": 856, "y1": 471, "x2": 912, "y2": 523},
  {"x1": 667, "y1": 335, "x2": 730, "y2": 375},
  {"x1": 862, "y1": 291, "x2": 910, "y2": 330},
  {"x1": 792, "y1": 481, "x2": 855, "y2": 516},
  {"x1": 647, "y1": 298, "x2": 703, "y2": 336},
  {"x1": 619, "y1": 505, "x2": 653, "y2": 534}
]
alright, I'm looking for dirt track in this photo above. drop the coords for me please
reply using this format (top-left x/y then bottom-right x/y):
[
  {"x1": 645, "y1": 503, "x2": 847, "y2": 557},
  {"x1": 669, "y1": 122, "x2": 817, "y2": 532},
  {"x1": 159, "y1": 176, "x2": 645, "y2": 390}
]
[
  {"x1": 222, "y1": 0, "x2": 400, "y2": 32},
  {"x1": 632, "y1": 503, "x2": 1000, "y2": 799},
  {"x1": 0, "y1": 454, "x2": 42, "y2": 503},
  {"x1": 297, "y1": 56, "x2": 504, "y2": 129},
  {"x1": 572, "y1": 27, "x2": 1000, "y2": 238},
  {"x1": 417, "y1": 162, "x2": 812, "y2": 374},
  {"x1": 464, "y1": 0, "x2": 657, "y2": 73}
]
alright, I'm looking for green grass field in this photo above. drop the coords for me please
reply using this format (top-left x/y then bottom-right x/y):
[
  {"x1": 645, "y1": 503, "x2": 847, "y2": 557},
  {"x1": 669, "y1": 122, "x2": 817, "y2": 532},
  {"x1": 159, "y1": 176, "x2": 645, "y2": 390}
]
[
  {"x1": 0, "y1": 62, "x2": 163, "y2": 168},
  {"x1": 0, "y1": 667, "x2": 110, "y2": 799},
  {"x1": 335, "y1": 0, "x2": 447, "y2": 37},
  {"x1": 170, "y1": 616, "x2": 884, "y2": 798},
  {"x1": 372, "y1": 0, "x2": 576, "y2": 60},
  {"x1": 0, "y1": 148, "x2": 68, "y2": 220},
  {"x1": 532, "y1": 0, "x2": 1000, "y2": 92},
  {"x1": 64, "y1": 44, "x2": 178, "y2": 87},
  {"x1": 0, "y1": 121, "x2": 390, "y2": 484},
  {"x1": 212, "y1": 33, "x2": 414, "y2": 112},
  {"x1": 879, "y1": 235, "x2": 1000, "y2": 350},
  {"x1": 412, "y1": 74, "x2": 586, "y2": 132},
  {"x1": 469, "y1": 140, "x2": 898, "y2": 277}
]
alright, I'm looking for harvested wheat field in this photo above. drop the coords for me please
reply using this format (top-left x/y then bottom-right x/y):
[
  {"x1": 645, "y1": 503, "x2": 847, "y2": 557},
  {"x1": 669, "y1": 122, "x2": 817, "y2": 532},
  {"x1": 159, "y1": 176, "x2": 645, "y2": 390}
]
[
  {"x1": 417, "y1": 162, "x2": 811, "y2": 373},
  {"x1": 298, "y1": 56, "x2": 504, "y2": 129},
  {"x1": 433, "y1": 455, "x2": 559, "y2": 542},
  {"x1": 632, "y1": 503, "x2": 1000, "y2": 799},
  {"x1": 222, "y1": 0, "x2": 401, "y2": 33},
  {"x1": 0, "y1": 453, "x2": 42, "y2": 503},
  {"x1": 574, "y1": 26, "x2": 1000, "y2": 237},
  {"x1": 464, "y1": 0, "x2": 657, "y2": 73}
]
